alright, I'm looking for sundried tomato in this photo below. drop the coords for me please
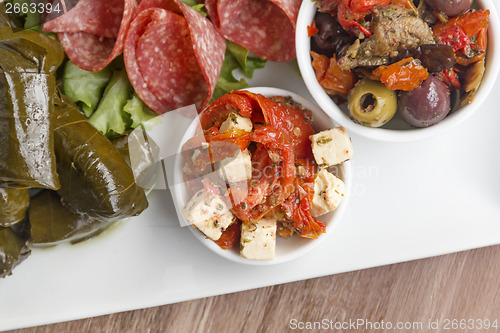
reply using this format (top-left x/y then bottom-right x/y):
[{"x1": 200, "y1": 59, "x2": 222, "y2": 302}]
[
  {"x1": 234, "y1": 90, "x2": 316, "y2": 159},
  {"x1": 200, "y1": 93, "x2": 254, "y2": 129},
  {"x1": 434, "y1": 9, "x2": 489, "y2": 66},
  {"x1": 214, "y1": 222, "x2": 241, "y2": 250},
  {"x1": 204, "y1": 127, "x2": 251, "y2": 152},
  {"x1": 231, "y1": 127, "x2": 295, "y2": 223},
  {"x1": 327, "y1": 0, "x2": 391, "y2": 37},
  {"x1": 281, "y1": 159, "x2": 326, "y2": 239},
  {"x1": 311, "y1": 51, "x2": 358, "y2": 97},
  {"x1": 308, "y1": 21, "x2": 319, "y2": 37},
  {"x1": 373, "y1": 57, "x2": 429, "y2": 91},
  {"x1": 436, "y1": 68, "x2": 462, "y2": 90}
]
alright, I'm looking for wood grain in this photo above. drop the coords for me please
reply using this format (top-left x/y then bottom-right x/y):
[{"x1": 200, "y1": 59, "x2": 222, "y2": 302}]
[{"x1": 7, "y1": 245, "x2": 500, "y2": 333}]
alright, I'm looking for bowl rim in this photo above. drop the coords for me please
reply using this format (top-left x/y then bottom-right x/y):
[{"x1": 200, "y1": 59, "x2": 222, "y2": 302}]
[
  {"x1": 172, "y1": 87, "x2": 352, "y2": 265},
  {"x1": 296, "y1": 0, "x2": 500, "y2": 142}
]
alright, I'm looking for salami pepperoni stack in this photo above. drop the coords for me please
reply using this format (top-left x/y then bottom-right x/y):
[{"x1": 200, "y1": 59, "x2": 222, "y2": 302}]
[
  {"x1": 43, "y1": 0, "x2": 137, "y2": 72},
  {"x1": 124, "y1": 0, "x2": 225, "y2": 113},
  {"x1": 205, "y1": 0, "x2": 301, "y2": 62},
  {"x1": 43, "y1": 0, "x2": 225, "y2": 114},
  {"x1": 42, "y1": 0, "x2": 302, "y2": 114}
]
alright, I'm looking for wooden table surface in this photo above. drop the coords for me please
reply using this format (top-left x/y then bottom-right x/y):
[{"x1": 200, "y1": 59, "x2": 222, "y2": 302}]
[{"x1": 6, "y1": 244, "x2": 500, "y2": 333}]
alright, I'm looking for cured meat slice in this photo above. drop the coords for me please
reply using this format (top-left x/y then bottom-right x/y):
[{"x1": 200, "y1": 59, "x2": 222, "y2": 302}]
[
  {"x1": 124, "y1": 0, "x2": 225, "y2": 114},
  {"x1": 205, "y1": 0, "x2": 301, "y2": 62},
  {"x1": 42, "y1": 0, "x2": 138, "y2": 71}
]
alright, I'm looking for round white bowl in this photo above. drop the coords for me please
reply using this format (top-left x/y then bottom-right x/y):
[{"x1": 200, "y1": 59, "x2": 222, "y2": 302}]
[
  {"x1": 173, "y1": 87, "x2": 352, "y2": 265},
  {"x1": 296, "y1": 0, "x2": 500, "y2": 142}
]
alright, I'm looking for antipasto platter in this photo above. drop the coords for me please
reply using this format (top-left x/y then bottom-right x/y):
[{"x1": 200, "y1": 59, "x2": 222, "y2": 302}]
[{"x1": 1, "y1": 0, "x2": 500, "y2": 330}]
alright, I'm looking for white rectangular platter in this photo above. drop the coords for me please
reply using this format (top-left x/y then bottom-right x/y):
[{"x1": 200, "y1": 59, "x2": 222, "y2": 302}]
[{"x1": 1, "y1": 57, "x2": 500, "y2": 331}]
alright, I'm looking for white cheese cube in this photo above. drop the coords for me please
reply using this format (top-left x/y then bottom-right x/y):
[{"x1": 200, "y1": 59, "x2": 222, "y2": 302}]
[
  {"x1": 311, "y1": 169, "x2": 345, "y2": 217},
  {"x1": 310, "y1": 127, "x2": 353, "y2": 168},
  {"x1": 218, "y1": 149, "x2": 252, "y2": 183},
  {"x1": 182, "y1": 189, "x2": 235, "y2": 241},
  {"x1": 240, "y1": 216, "x2": 277, "y2": 260},
  {"x1": 219, "y1": 113, "x2": 253, "y2": 133}
]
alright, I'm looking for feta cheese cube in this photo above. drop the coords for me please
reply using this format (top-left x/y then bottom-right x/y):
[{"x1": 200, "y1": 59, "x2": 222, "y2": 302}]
[
  {"x1": 310, "y1": 127, "x2": 353, "y2": 168},
  {"x1": 311, "y1": 169, "x2": 345, "y2": 217},
  {"x1": 240, "y1": 216, "x2": 277, "y2": 260},
  {"x1": 219, "y1": 113, "x2": 253, "y2": 133},
  {"x1": 182, "y1": 189, "x2": 235, "y2": 241},
  {"x1": 218, "y1": 149, "x2": 252, "y2": 183}
]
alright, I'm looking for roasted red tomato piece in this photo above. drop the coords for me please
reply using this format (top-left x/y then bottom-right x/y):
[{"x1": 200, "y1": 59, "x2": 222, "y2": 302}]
[
  {"x1": 311, "y1": 51, "x2": 358, "y2": 97},
  {"x1": 434, "y1": 9, "x2": 489, "y2": 66},
  {"x1": 204, "y1": 127, "x2": 251, "y2": 152},
  {"x1": 234, "y1": 90, "x2": 316, "y2": 159},
  {"x1": 200, "y1": 93, "x2": 254, "y2": 130},
  {"x1": 281, "y1": 159, "x2": 326, "y2": 238},
  {"x1": 373, "y1": 57, "x2": 429, "y2": 91},
  {"x1": 321, "y1": 0, "x2": 391, "y2": 37},
  {"x1": 232, "y1": 127, "x2": 295, "y2": 222},
  {"x1": 214, "y1": 221, "x2": 241, "y2": 250}
]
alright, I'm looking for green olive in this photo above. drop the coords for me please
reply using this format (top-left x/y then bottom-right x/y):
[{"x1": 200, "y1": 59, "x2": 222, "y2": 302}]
[{"x1": 347, "y1": 79, "x2": 397, "y2": 127}]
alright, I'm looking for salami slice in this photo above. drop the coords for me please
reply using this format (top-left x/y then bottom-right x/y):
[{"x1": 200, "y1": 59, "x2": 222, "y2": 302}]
[
  {"x1": 42, "y1": 0, "x2": 138, "y2": 71},
  {"x1": 124, "y1": 0, "x2": 225, "y2": 114},
  {"x1": 205, "y1": 0, "x2": 301, "y2": 62}
]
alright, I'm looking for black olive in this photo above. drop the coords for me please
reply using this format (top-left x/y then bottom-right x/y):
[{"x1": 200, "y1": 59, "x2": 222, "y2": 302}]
[
  {"x1": 311, "y1": 12, "x2": 355, "y2": 58},
  {"x1": 392, "y1": 44, "x2": 457, "y2": 72}
]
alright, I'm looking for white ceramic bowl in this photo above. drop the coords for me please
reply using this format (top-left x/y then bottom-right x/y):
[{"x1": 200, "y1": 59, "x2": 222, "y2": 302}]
[
  {"x1": 296, "y1": 0, "x2": 500, "y2": 142},
  {"x1": 172, "y1": 87, "x2": 352, "y2": 265}
]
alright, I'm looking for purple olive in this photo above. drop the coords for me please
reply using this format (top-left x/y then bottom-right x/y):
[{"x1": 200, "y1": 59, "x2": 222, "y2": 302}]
[
  {"x1": 424, "y1": 0, "x2": 472, "y2": 17},
  {"x1": 399, "y1": 76, "x2": 451, "y2": 128}
]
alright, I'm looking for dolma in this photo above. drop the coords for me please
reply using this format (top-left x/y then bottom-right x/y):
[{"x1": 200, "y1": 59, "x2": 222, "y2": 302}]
[
  {"x1": 0, "y1": 27, "x2": 63, "y2": 189},
  {"x1": 0, "y1": 3, "x2": 22, "y2": 29},
  {"x1": 0, "y1": 188, "x2": 29, "y2": 227},
  {"x1": 2, "y1": 28, "x2": 64, "y2": 74},
  {"x1": 111, "y1": 134, "x2": 133, "y2": 167},
  {"x1": 29, "y1": 190, "x2": 106, "y2": 245},
  {"x1": 53, "y1": 93, "x2": 148, "y2": 220},
  {"x1": 0, "y1": 227, "x2": 30, "y2": 278},
  {"x1": 0, "y1": 3, "x2": 10, "y2": 28}
]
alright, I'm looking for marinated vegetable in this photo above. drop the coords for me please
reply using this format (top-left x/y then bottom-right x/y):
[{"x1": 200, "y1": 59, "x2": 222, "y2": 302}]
[
  {"x1": 0, "y1": 188, "x2": 29, "y2": 227},
  {"x1": 311, "y1": 0, "x2": 490, "y2": 128},
  {"x1": 348, "y1": 79, "x2": 397, "y2": 127},
  {"x1": 337, "y1": 5, "x2": 435, "y2": 71}
]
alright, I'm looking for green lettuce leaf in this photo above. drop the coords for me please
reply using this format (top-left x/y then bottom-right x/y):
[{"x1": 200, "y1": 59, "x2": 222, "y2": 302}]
[
  {"x1": 226, "y1": 41, "x2": 266, "y2": 78},
  {"x1": 123, "y1": 93, "x2": 159, "y2": 131},
  {"x1": 212, "y1": 41, "x2": 266, "y2": 101},
  {"x1": 89, "y1": 69, "x2": 132, "y2": 138},
  {"x1": 212, "y1": 51, "x2": 249, "y2": 101},
  {"x1": 10, "y1": 0, "x2": 40, "y2": 29},
  {"x1": 63, "y1": 61, "x2": 112, "y2": 117},
  {"x1": 178, "y1": 0, "x2": 207, "y2": 17}
]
